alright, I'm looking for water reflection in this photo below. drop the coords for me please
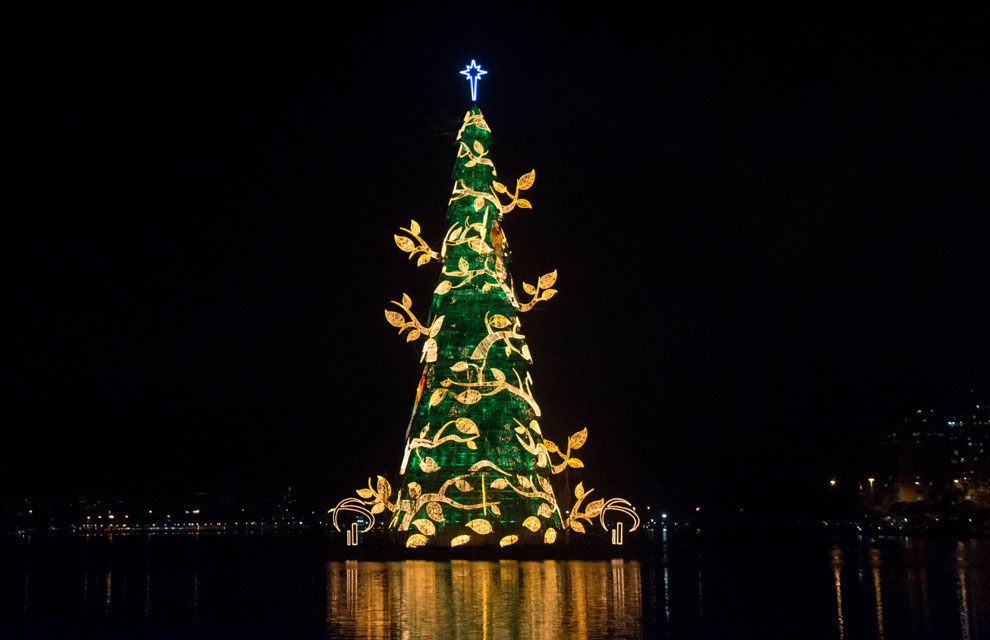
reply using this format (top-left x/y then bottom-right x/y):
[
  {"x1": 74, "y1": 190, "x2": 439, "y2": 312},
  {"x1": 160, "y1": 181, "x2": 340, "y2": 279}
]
[
  {"x1": 957, "y1": 541, "x2": 971, "y2": 640},
  {"x1": 326, "y1": 560, "x2": 644, "y2": 640},
  {"x1": 870, "y1": 548, "x2": 885, "y2": 640},
  {"x1": 831, "y1": 547, "x2": 844, "y2": 640}
]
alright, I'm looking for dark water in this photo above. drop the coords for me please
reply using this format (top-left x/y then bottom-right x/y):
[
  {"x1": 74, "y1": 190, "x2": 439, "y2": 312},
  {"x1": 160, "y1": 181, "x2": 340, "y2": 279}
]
[{"x1": 1, "y1": 532, "x2": 987, "y2": 639}]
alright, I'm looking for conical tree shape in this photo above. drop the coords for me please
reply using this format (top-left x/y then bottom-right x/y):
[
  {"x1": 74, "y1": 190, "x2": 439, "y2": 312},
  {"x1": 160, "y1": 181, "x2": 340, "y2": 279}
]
[{"x1": 385, "y1": 107, "x2": 563, "y2": 548}]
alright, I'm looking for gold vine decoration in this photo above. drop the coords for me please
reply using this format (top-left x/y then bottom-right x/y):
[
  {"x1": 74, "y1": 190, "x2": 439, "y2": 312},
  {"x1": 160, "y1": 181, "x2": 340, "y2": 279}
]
[
  {"x1": 441, "y1": 361, "x2": 541, "y2": 416},
  {"x1": 384, "y1": 293, "x2": 444, "y2": 342},
  {"x1": 563, "y1": 482, "x2": 606, "y2": 534},
  {"x1": 394, "y1": 219, "x2": 439, "y2": 266},
  {"x1": 518, "y1": 269, "x2": 558, "y2": 312},
  {"x1": 458, "y1": 139, "x2": 496, "y2": 173},
  {"x1": 543, "y1": 426, "x2": 587, "y2": 474},
  {"x1": 492, "y1": 169, "x2": 535, "y2": 213}
]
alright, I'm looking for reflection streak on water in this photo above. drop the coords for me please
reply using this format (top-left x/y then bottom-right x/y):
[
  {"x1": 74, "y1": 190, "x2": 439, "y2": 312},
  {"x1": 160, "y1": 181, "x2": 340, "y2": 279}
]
[
  {"x1": 662, "y1": 547, "x2": 671, "y2": 628},
  {"x1": 697, "y1": 552, "x2": 703, "y2": 623},
  {"x1": 870, "y1": 549, "x2": 885, "y2": 640},
  {"x1": 326, "y1": 560, "x2": 643, "y2": 640},
  {"x1": 104, "y1": 569, "x2": 112, "y2": 613},
  {"x1": 831, "y1": 547, "x2": 844, "y2": 640},
  {"x1": 957, "y1": 541, "x2": 971, "y2": 640}
]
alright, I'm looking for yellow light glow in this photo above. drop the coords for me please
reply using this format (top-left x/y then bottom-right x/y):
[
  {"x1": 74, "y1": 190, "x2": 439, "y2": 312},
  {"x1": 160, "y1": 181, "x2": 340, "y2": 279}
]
[
  {"x1": 466, "y1": 519, "x2": 493, "y2": 535},
  {"x1": 450, "y1": 535, "x2": 471, "y2": 547},
  {"x1": 499, "y1": 535, "x2": 518, "y2": 548},
  {"x1": 406, "y1": 534, "x2": 428, "y2": 548},
  {"x1": 522, "y1": 516, "x2": 541, "y2": 532},
  {"x1": 411, "y1": 519, "x2": 436, "y2": 536}
]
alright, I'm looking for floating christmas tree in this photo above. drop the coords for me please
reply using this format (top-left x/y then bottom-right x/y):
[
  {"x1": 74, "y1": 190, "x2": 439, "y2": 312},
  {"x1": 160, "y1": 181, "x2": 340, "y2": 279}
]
[{"x1": 333, "y1": 62, "x2": 638, "y2": 549}]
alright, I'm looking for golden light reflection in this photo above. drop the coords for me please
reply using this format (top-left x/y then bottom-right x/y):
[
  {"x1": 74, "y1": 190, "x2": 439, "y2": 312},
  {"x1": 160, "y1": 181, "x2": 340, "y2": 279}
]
[
  {"x1": 870, "y1": 549, "x2": 885, "y2": 640},
  {"x1": 325, "y1": 560, "x2": 643, "y2": 640},
  {"x1": 831, "y1": 547, "x2": 844, "y2": 640},
  {"x1": 956, "y1": 541, "x2": 971, "y2": 640}
]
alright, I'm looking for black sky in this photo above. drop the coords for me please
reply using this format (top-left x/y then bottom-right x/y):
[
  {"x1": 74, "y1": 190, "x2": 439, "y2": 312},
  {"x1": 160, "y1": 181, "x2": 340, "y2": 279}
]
[{"x1": 9, "y1": 8, "x2": 989, "y2": 512}]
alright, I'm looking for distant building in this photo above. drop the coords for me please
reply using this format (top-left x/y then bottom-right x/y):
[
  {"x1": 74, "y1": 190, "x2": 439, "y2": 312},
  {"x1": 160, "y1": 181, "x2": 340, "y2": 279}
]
[
  {"x1": 882, "y1": 409, "x2": 951, "y2": 502},
  {"x1": 947, "y1": 404, "x2": 990, "y2": 502},
  {"x1": 880, "y1": 402, "x2": 990, "y2": 505}
]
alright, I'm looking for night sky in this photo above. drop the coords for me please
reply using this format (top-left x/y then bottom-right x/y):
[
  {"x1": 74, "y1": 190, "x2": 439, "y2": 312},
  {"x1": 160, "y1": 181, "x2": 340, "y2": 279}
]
[{"x1": 9, "y1": 9, "x2": 989, "y2": 513}]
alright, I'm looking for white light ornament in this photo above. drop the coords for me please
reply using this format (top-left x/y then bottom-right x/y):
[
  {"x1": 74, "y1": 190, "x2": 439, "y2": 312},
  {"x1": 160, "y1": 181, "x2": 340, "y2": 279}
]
[{"x1": 460, "y1": 59, "x2": 487, "y2": 102}]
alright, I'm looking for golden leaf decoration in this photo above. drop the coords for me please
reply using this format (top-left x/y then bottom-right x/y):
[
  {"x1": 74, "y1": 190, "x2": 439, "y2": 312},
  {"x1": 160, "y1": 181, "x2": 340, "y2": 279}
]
[
  {"x1": 570, "y1": 520, "x2": 586, "y2": 534},
  {"x1": 517, "y1": 169, "x2": 535, "y2": 190},
  {"x1": 574, "y1": 482, "x2": 585, "y2": 500},
  {"x1": 409, "y1": 220, "x2": 421, "y2": 235},
  {"x1": 406, "y1": 534, "x2": 428, "y2": 548},
  {"x1": 584, "y1": 499, "x2": 605, "y2": 519},
  {"x1": 493, "y1": 181, "x2": 507, "y2": 194},
  {"x1": 541, "y1": 289, "x2": 557, "y2": 300},
  {"x1": 544, "y1": 528, "x2": 557, "y2": 544},
  {"x1": 490, "y1": 368, "x2": 505, "y2": 382},
  {"x1": 420, "y1": 457, "x2": 440, "y2": 473},
  {"x1": 356, "y1": 488, "x2": 374, "y2": 499},
  {"x1": 515, "y1": 198, "x2": 532, "y2": 209},
  {"x1": 455, "y1": 478, "x2": 473, "y2": 492},
  {"x1": 428, "y1": 389, "x2": 446, "y2": 407},
  {"x1": 567, "y1": 457, "x2": 584, "y2": 468},
  {"x1": 455, "y1": 418, "x2": 479, "y2": 435},
  {"x1": 423, "y1": 338, "x2": 438, "y2": 363},
  {"x1": 385, "y1": 310, "x2": 405, "y2": 328},
  {"x1": 489, "y1": 503, "x2": 501, "y2": 515},
  {"x1": 465, "y1": 440, "x2": 477, "y2": 449},
  {"x1": 450, "y1": 534, "x2": 470, "y2": 547},
  {"x1": 490, "y1": 478, "x2": 509, "y2": 490},
  {"x1": 394, "y1": 235, "x2": 415, "y2": 252},
  {"x1": 499, "y1": 535, "x2": 518, "y2": 548},
  {"x1": 474, "y1": 196, "x2": 485, "y2": 211},
  {"x1": 466, "y1": 237, "x2": 490, "y2": 254},
  {"x1": 429, "y1": 316, "x2": 444, "y2": 337},
  {"x1": 458, "y1": 257, "x2": 470, "y2": 273},
  {"x1": 473, "y1": 140, "x2": 485, "y2": 154},
  {"x1": 522, "y1": 282, "x2": 537, "y2": 295},
  {"x1": 514, "y1": 425, "x2": 527, "y2": 434},
  {"x1": 538, "y1": 270, "x2": 557, "y2": 289},
  {"x1": 416, "y1": 253, "x2": 431, "y2": 267},
  {"x1": 450, "y1": 361, "x2": 469, "y2": 372},
  {"x1": 376, "y1": 476, "x2": 391, "y2": 499},
  {"x1": 568, "y1": 428, "x2": 588, "y2": 450},
  {"x1": 465, "y1": 519, "x2": 493, "y2": 535},
  {"x1": 529, "y1": 420, "x2": 542, "y2": 435},
  {"x1": 406, "y1": 330, "x2": 420, "y2": 342},
  {"x1": 538, "y1": 503, "x2": 553, "y2": 518},
  {"x1": 521, "y1": 344, "x2": 532, "y2": 361},
  {"x1": 411, "y1": 519, "x2": 435, "y2": 536},
  {"x1": 455, "y1": 390, "x2": 482, "y2": 405},
  {"x1": 407, "y1": 482, "x2": 422, "y2": 499},
  {"x1": 401, "y1": 293, "x2": 412, "y2": 308},
  {"x1": 522, "y1": 516, "x2": 541, "y2": 532},
  {"x1": 426, "y1": 502, "x2": 444, "y2": 522},
  {"x1": 517, "y1": 475, "x2": 534, "y2": 489},
  {"x1": 489, "y1": 314, "x2": 511, "y2": 329},
  {"x1": 370, "y1": 503, "x2": 385, "y2": 515},
  {"x1": 538, "y1": 476, "x2": 553, "y2": 494},
  {"x1": 543, "y1": 439, "x2": 559, "y2": 453},
  {"x1": 435, "y1": 281, "x2": 452, "y2": 295}
]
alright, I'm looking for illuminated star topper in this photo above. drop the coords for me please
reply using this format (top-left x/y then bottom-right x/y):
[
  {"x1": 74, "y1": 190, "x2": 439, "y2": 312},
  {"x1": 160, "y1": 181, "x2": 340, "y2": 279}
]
[{"x1": 460, "y1": 59, "x2": 487, "y2": 103}]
